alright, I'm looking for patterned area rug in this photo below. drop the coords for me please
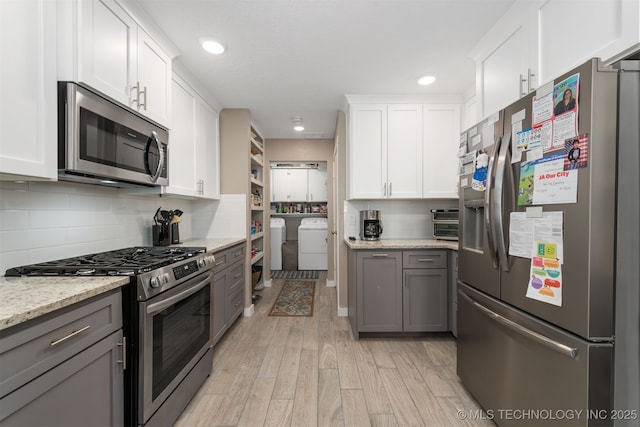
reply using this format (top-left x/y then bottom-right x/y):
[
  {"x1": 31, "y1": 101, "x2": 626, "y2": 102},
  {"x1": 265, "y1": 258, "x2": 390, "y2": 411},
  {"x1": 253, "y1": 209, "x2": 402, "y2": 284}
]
[
  {"x1": 271, "y1": 270, "x2": 320, "y2": 280},
  {"x1": 269, "y1": 280, "x2": 316, "y2": 317}
]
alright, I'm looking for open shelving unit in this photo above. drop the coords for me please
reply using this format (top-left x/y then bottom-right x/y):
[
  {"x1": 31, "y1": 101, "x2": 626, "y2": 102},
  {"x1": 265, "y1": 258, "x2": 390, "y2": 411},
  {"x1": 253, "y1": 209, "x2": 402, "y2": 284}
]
[{"x1": 249, "y1": 127, "x2": 265, "y2": 301}]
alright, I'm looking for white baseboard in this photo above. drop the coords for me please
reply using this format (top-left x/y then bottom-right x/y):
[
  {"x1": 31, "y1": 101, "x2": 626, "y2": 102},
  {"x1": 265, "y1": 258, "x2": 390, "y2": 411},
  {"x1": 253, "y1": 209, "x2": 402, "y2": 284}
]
[
  {"x1": 337, "y1": 307, "x2": 348, "y2": 317},
  {"x1": 244, "y1": 304, "x2": 255, "y2": 317},
  {"x1": 264, "y1": 279, "x2": 273, "y2": 288},
  {"x1": 326, "y1": 279, "x2": 336, "y2": 287}
]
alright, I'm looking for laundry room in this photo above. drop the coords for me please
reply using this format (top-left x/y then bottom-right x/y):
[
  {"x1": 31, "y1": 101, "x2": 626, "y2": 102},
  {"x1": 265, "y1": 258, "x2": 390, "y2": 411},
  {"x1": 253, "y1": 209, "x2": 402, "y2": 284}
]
[{"x1": 264, "y1": 138, "x2": 335, "y2": 283}]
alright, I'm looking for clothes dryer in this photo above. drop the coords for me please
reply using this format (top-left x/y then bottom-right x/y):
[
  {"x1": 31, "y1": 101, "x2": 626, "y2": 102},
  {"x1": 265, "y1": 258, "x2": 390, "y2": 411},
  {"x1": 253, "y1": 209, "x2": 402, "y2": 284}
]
[{"x1": 298, "y1": 218, "x2": 328, "y2": 270}]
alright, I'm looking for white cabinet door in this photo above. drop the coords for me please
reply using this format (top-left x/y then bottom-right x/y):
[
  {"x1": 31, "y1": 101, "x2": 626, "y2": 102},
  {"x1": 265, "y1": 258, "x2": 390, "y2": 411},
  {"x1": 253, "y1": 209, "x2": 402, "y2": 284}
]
[
  {"x1": 348, "y1": 104, "x2": 386, "y2": 199},
  {"x1": 307, "y1": 167, "x2": 327, "y2": 202},
  {"x1": 196, "y1": 98, "x2": 220, "y2": 199},
  {"x1": 167, "y1": 76, "x2": 198, "y2": 195},
  {"x1": 471, "y1": 1, "x2": 535, "y2": 119},
  {"x1": 0, "y1": 0, "x2": 57, "y2": 181},
  {"x1": 422, "y1": 104, "x2": 460, "y2": 198},
  {"x1": 386, "y1": 104, "x2": 423, "y2": 199},
  {"x1": 536, "y1": 0, "x2": 640, "y2": 84},
  {"x1": 271, "y1": 169, "x2": 307, "y2": 202},
  {"x1": 78, "y1": 0, "x2": 137, "y2": 108},
  {"x1": 137, "y1": 29, "x2": 172, "y2": 126}
]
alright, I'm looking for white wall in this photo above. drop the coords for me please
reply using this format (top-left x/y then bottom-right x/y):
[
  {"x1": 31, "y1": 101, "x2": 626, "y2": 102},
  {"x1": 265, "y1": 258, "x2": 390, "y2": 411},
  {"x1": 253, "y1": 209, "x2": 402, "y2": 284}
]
[
  {"x1": 0, "y1": 181, "x2": 194, "y2": 273},
  {"x1": 344, "y1": 199, "x2": 458, "y2": 240}
]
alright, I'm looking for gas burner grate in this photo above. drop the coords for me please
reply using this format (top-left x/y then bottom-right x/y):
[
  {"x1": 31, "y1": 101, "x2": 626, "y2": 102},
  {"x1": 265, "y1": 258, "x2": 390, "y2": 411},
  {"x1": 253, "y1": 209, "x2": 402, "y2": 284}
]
[{"x1": 4, "y1": 246, "x2": 207, "y2": 277}]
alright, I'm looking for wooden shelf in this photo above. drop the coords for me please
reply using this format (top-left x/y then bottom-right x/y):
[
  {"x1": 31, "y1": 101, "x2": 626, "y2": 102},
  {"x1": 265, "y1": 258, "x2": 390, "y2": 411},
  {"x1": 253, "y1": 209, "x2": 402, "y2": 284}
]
[
  {"x1": 251, "y1": 231, "x2": 264, "y2": 241},
  {"x1": 251, "y1": 251, "x2": 264, "y2": 264}
]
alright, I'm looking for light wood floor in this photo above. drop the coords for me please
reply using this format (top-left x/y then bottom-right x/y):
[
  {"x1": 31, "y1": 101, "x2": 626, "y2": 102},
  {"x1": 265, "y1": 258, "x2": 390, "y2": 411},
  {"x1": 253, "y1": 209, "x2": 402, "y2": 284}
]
[{"x1": 175, "y1": 274, "x2": 492, "y2": 427}]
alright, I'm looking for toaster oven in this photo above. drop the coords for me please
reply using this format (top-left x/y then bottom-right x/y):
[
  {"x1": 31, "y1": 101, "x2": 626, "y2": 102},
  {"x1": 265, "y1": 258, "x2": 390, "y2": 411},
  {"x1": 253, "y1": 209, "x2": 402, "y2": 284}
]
[{"x1": 431, "y1": 209, "x2": 459, "y2": 241}]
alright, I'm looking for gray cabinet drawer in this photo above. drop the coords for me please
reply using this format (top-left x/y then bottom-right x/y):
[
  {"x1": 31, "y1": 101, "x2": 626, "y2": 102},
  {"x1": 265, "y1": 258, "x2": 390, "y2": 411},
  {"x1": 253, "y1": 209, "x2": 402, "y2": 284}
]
[
  {"x1": 227, "y1": 244, "x2": 245, "y2": 265},
  {"x1": 212, "y1": 249, "x2": 229, "y2": 272},
  {"x1": 228, "y1": 262, "x2": 244, "y2": 294},
  {"x1": 228, "y1": 288, "x2": 244, "y2": 323},
  {"x1": 403, "y1": 250, "x2": 447, "y2": 269},
  {"x1": 0, "y1": 290, "x2": 122, "y2": 397}
]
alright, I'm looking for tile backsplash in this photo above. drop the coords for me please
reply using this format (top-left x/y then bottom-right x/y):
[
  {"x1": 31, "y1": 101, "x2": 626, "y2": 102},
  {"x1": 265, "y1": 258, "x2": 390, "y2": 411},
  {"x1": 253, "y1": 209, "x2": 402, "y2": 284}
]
[
  {"x1": 344, "y1": 199, "x2": 458, "y2": 240},
  {"x1": 0, "y1": 181, "x2": 195, "y2": 273}
]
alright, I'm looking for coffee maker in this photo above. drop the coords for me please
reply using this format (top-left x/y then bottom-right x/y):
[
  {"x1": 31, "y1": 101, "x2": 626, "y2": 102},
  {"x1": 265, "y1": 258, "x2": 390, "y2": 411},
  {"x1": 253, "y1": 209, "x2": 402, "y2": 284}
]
[{"x1": 360, "y1": 210, "x2": 383, "y2": 240}]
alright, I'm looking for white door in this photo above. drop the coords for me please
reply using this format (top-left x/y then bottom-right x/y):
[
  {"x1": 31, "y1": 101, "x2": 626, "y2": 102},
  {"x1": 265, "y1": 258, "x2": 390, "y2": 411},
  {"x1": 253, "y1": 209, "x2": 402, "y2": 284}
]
[
  {"x1": 422, "y1": 104, "x2": 460, "y2": 198},
  {"x1": 0, "y1": 0, "x2": 57, "y2": 180},
  {"x1": 137, "y1": 29, "x2": 172, "y2": 126},
  {"x1": 168, "y1": 76, "x2": 197, "y2": 195},
  {"x1": 79, "y1": 0, "x2": 137, "y2": 108},
  {"x1": 348, "y1": 104, "x2": 386, "y2": 199},
  {"x1": 386, "y1": 104, "x2": 423, "y2": 198},
  {"x1": 307, "y1": 167, "x2": 327, "y2": 202}
]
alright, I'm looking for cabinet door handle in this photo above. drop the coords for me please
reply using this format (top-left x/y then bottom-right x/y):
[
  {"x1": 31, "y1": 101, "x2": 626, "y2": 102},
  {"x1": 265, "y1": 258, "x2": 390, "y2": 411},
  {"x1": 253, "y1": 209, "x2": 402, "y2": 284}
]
[
  {"x1": 50, "y1": 325, "x2": 91, "y2": 347},
  {"x1": 139, "y1": 86, "x2": 147, "y2": 110},
  {"x1": 372, "y1": 253, "x2": 389, "y2": 257},
  {"x1": 383, "y1": 182, "x2": 387, "y2": 197},
  {"x1": 527, "y1": 68, "x2": 536, "y2": 93},
  {"x1": 117, "y1": 336, "x2": 127, "y2": 370},
  {"x1": 519, "y1": 74, "x2": 527, "y2": 97},
  {"x1": 130, "y1": 83, "x2": 140, "y2": 107},
  {"x1": 389, "y1": 182, "x2": 392, "y2": 196}
]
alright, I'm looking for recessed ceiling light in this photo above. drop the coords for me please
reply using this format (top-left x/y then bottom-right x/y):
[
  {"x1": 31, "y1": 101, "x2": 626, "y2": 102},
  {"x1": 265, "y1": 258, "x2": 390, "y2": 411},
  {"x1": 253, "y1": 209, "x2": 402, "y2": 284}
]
[
  {"x1": 417, "y1": 75, "x2": 436, "y2": 86},
  {"x1": 201, "y1": 40, "x2": 225, "y2": 55},
  {"x1": 292, "y1": 116, "x2": 304, "y2": 131},
  {"x1": 293, "y1": 125, "x2": 305, "y2": 132}
]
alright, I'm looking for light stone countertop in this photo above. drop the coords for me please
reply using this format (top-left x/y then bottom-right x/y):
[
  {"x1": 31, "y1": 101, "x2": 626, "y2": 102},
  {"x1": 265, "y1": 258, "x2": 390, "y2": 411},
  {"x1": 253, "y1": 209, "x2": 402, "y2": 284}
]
[
  {"x1": 0, "y1": 276, "x2": 129, "y2": 331},
  {"x1": 344, "y1": 238, "x2": 459, "y2": 251},
  {"x1": 178, "y1": 237, "x2": 246, "y2": 253},
  {"x1": 0, "y1": 238, "x2": 247, "y2": 331}
]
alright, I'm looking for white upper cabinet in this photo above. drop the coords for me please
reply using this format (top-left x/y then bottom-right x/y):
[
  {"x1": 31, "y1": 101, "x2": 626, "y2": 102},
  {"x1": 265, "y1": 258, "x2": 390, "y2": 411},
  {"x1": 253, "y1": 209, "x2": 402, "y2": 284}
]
[
  {"x1": 307, "y1": 166, "x2": 328, "y2": 202},
  {"x1": 386, "y1": 104, "x2": 423, "y2": 199},
  {"x1": 157, "y1": 73, "x2": 219, "y2": 199},
  {"x1": 0, "y1": 0, "x2": 58, "y2": 181},
  {"x1": 58, "y1": 0, "x2": 172, "y2": 127},
  {"x1": 422, "y1": 104, "x2": 460, "y2": 198},
  {"x1": 348, "y1": 104, "x2": 423, "y2": 199},
  {"x1": 472, "y1": 0, "x2": 640, "y2": 119},
  {"x1": 348, "y1": 104, "x2": 387, "y2": 199},
  {"x1": 271, "y1": 169, "x2": 308, "y2": 202},
  {"x1": 536, "y1": 0, "x2": 640, "y2": 84}
]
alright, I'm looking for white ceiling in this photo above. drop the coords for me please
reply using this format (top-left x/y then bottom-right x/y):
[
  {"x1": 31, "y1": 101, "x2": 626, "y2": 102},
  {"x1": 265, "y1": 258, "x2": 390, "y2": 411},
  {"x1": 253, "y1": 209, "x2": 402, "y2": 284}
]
[{"x1": 133, "y1": 0, "x2": 515, "y2": 139}]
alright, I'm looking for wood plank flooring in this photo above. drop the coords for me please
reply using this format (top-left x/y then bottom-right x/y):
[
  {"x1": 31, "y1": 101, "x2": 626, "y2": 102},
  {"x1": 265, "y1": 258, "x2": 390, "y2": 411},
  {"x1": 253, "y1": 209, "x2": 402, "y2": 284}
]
[{"x1": 175, "y1": 274, "x2": 492, "y2": 427}]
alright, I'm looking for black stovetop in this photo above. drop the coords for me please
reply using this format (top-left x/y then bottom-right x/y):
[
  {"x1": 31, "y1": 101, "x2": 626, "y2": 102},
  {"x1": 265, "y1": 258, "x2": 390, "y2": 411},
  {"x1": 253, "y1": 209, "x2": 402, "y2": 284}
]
[{"x1": 4, "y1": 246, "x2": 206, "y2": 277}]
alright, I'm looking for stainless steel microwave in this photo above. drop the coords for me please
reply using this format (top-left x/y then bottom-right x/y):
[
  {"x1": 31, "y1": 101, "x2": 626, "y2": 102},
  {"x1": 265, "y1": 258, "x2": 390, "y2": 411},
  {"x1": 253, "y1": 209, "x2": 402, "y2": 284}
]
[{"x1": 58, "y1": 82, "x2": 169, "y2": 187}]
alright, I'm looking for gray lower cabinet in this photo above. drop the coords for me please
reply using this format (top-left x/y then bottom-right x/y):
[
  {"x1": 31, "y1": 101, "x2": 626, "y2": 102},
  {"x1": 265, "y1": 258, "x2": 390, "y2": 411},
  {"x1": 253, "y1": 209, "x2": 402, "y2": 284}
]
[
  {"x1": 0, "y1": 289, "x2": 124, "y2": 426},
  {"x1": 348, "y1": 248, "x2": 450, "y2": 338},
  {"x1": 212, "y1": 243, "x2": 245, "y2": 346}
]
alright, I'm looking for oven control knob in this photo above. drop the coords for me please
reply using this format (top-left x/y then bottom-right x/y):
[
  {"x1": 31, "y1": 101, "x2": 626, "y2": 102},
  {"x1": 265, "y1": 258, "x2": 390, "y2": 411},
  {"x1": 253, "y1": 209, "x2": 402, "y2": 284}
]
[{"x1": 150, "y1": 276, "x2": 162, "y2": 288}]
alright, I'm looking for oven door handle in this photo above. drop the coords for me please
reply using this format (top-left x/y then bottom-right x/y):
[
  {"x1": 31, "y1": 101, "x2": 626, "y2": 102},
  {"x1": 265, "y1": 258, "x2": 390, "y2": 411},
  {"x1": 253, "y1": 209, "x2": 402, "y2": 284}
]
[{"x1": 146, "y1": 272, "x2": 212, "y2": 315}]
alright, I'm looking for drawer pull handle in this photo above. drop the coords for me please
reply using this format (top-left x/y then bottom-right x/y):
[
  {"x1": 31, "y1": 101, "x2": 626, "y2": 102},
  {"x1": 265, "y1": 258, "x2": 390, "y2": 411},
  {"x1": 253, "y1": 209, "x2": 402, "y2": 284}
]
[
  {"x1": 117, "y1": 336, "x2": 127, "y2": 370},
  {"x1": 372, "y1": 253, "x2": 389, "y2": 257},
  {"x1": 234, "y1": 251, "x2": 242, "y2": 257},
  {"x1": 418, "y1": 258, "x2": 434, "y2": 262},
  {"x1": 50, "y1": 325, "x2": 91, "y2": 347},
  {"x1": 215, "y1": 260, "x2": 224, "y2": 266},
  {"x1": 234, "y1": 273, "x2": 242, "y2": 279}
]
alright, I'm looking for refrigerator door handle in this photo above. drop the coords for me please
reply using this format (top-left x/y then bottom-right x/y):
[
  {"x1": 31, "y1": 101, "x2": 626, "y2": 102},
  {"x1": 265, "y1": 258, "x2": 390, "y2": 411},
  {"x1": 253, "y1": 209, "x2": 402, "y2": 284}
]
[
  {"x1": 485, "y1": 136, "x2": 501, "y2": 269},
  {"x1": 460, "y1": 291, "x2": 578, "y2": 359},
  {"x1": 493, "y1": 132, "x2": 513, "y2": 271}
]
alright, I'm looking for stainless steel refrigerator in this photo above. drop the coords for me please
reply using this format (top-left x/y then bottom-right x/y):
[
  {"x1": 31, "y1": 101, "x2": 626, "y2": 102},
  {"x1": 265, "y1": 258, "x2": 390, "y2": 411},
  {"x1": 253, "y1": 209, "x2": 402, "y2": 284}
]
[{"x1": 456, "y1": 58, "x2": 639, "y2": 426}]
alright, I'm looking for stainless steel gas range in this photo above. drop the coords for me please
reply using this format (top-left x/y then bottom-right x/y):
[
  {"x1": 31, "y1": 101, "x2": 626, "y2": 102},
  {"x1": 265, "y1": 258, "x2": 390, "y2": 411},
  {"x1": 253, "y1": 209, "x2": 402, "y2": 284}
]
[{"x1": 5, "y1": 246, "x2": 216, "y2": 427}]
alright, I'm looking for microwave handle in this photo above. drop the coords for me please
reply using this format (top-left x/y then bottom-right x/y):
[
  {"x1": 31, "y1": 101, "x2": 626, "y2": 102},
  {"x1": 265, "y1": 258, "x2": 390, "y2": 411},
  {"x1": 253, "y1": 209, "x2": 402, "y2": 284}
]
[{"x1": 144, "y1": 131, "x2": 164, "y2": 183}]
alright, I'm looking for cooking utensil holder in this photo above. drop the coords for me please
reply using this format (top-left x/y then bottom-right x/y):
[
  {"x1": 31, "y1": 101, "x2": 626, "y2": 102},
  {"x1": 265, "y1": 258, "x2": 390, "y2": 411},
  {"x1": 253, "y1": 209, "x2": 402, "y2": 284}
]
[{"x1": 153, "y1": 225, "x2": 171, "y2": 246}]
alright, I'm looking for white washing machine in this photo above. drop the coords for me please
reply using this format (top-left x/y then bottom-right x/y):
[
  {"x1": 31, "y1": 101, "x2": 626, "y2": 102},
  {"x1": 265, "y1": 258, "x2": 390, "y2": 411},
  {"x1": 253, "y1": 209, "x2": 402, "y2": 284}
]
[
  {"x1": 298, "y1": 217, "x2": 328, "y2": 270},
  {"x1": 270, "y1": 218, "x2": 286, "y2": 270}
]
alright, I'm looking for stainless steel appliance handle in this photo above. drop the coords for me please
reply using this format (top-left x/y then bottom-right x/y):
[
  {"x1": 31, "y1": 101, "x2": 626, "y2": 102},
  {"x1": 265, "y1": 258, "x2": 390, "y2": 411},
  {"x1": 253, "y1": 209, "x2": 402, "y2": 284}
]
[
  {"x1": 117, "y1": 336, "x2": 127, "y2": 370},
  {"x1": 146, "y1": 272, "x2": 212, "y2": 315},
  {"x1": 485, "y1": 136, "x2": 501, "y2": 269},
  {"x1": 494, "y1": 132, "x2": 512, "y2": 271},
  {"x1": 144, "y1": 131, "x2": 164, "y2": 183},
  {"x1": 460, "y1": 291, "x2": 577, "y2": 359}
]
